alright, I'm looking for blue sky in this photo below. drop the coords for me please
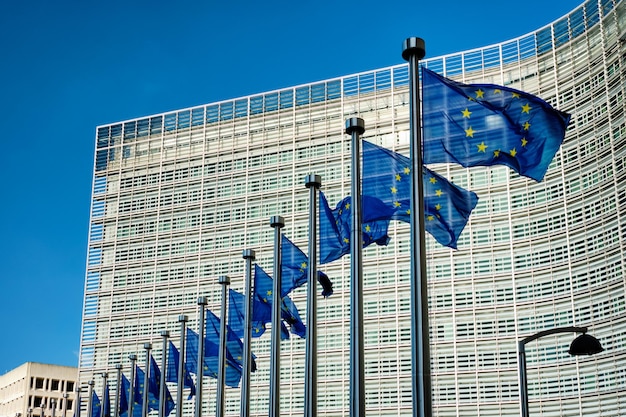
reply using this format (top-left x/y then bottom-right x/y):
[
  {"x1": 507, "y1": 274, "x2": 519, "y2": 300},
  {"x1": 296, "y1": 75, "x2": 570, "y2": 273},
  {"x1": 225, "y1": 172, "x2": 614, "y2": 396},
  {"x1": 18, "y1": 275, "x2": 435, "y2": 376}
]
[{"x1": 0, "y1": 0, "x2": 582, "y2": 374}]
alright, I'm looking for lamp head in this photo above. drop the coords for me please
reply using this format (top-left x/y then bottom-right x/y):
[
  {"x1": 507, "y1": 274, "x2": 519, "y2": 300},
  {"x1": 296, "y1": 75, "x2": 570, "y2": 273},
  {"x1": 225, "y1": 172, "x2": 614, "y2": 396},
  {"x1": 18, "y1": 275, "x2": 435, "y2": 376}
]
[{"x1": 568, "y1": 333, "x2": 604, "y2": 356}]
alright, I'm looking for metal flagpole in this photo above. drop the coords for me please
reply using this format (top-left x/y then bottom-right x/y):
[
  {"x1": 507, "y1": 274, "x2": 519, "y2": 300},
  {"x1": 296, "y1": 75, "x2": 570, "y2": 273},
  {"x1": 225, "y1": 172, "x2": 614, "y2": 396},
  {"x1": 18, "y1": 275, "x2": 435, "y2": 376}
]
[
  {"x1": 346, "y1": 117, "x2": 365, "y2": 417},
  {"x1": 51, "y1": 399, "x2": 56, "y2": 417},
  {"x1": 114, "y1": 364, "x2": 122, "y2": 417},
  {"x1": 196, "y1": 297, "x2": 208, "y2": 417},
  {"x1": 87, "y1": 380, "x2": 94, "y2": 417},
  {"x1": 240, "y1": 249, "x2": 256, "y2": 417},
  {"x1": 128, "y1": 355, "x2": 137, "y2": 417},
  {"x1": 101, "y1": 373, "x2": 107, "y2": 417},
  {"x1": 304, "y1": 174, "x2": 321, "y2": 417},
  {"x1": 216, "y1": 276, "x2": 231, "y2": 417},
  {"x1": 176, "y1": 316, "x2": 188, "y2": 417},
  {"x1": 142, "y1": 343, "x2": 152, "y2": 417},
  {"x1": 269, "y1": 215, "x2": 284, "y2": 417},
  {"x1": 75, "y1": 387, "x2": 81, "y2": 417},
  {"x1": 402, "y1": 37, "x2": 431, "y2": 417},
  {"x1": 159, "y1": 332, "x2": 169, "y2": 417},
  {"x1": 62, "y1": 393, "x2": 68, "y2": 417}
]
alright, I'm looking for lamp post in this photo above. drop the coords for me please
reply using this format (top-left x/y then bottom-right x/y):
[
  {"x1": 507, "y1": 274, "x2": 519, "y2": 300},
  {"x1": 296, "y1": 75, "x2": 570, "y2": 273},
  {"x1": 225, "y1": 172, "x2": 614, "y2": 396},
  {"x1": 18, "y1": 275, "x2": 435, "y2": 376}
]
[{"x1": 518, "y1": 326, "x2": 604, "y2": 417}]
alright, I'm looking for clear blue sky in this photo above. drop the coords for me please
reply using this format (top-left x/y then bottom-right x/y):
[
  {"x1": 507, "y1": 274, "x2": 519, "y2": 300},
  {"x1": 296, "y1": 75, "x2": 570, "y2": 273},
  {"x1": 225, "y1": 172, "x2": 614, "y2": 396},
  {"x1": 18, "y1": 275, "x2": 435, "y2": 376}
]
[{"x1": 0, "y1": 0, "x2": 582, "y2": 374}]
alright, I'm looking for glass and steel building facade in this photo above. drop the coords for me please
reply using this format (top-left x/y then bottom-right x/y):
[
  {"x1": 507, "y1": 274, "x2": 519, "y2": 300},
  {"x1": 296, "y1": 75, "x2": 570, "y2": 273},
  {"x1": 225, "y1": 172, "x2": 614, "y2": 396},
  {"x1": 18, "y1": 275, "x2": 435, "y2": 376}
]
[{"x1": 79, "y1": 0, "x2": 626, "y2": 415}]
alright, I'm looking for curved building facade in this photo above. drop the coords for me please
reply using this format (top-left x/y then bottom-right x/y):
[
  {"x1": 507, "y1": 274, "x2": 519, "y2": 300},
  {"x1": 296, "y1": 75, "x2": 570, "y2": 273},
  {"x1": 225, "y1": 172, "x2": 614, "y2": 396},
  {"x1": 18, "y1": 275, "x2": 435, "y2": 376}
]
[{"x1": 80, "y1": 0, "x2": 626, "y2": 415}]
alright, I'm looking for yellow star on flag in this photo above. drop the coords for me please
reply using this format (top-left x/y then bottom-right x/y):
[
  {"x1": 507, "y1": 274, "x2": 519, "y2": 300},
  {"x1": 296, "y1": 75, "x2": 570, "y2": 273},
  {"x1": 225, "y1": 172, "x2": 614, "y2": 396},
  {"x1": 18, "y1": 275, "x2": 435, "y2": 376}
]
[
  {"x1": 510, "y1": 148, "x2": 517, "y2": 157},
  {"x1": 365, "y1": 225, "x2": 371, "y2": 232},
  {"x1": 475, "y1": 89, "x2": 485, "y2": 99},
  {"x1": 435, "y1": 189, "x2": 443, "y2": 197},
  {"x1": 494, "y1": 149, "x2": 501, "y2": 157},
  {"x1": 390, "y1": 186, "x2": 397, "y2": 194},
  {"x1": 465, "y1": 126, "x2": 475, "y2": 137},
  {"x1": 461, "y1": 108, "x2": 472, "y2": 118},
  {"x1": 521, "y1": 103, "x2": 531, "y2": 113},
  {"x1": 429, "y1": 177, "x2": 437, "y2": 184},
  {"x1": 477, "y1": 142, "x2": 487, "y2": 153},
  {"x1": 395, "y1": 173, "x2": 401, "y2": 181},
  {"x1": 512, "y1": 92, "x2": 521, "y2": 98},
  {"x1": 403, "y1": 167, "x2": 410, "y2": 175},
  {"x1": 427, "y1": 215, "x2": 434, "y2": 221},
  {"x1": 394, "y1": 201, "x2": 401, "y2": 207},
  {"x1": 435, "y1": 203, "x2": 442, "y2": 211},
  {"x1": 521, "y1": 137, "x2": 528, "y2": 147},
  {"x1": 523, "y1": 121, "x2": 531, "y2": 130}
]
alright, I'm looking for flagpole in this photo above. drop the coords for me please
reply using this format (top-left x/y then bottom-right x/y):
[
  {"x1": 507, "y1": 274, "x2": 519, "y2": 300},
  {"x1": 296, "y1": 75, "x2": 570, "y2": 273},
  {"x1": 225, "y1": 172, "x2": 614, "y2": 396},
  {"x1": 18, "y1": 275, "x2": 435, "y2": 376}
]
[
  {"x1": 196, "y1": 297, "x2": 208, "y2": 417},
  {"x1": 62, "y1": 393, "x2": 68, "y2": 417},
  {"x1": 216, "y1": 275, "x2": 231, "y2": 417},
  {"x1": 304, "y1": 174, "x2": 321, "y2": 417},
  {"x1": 75, "y1": 386, "x2": 81, "y2": 417},
  {"x1": 176, "y1": 315, "x2": 188, "y2": 417},
  {"x1": 128, "y1": 355, "x2": 137, "y2": 417},
  {"x1": 114, "y1": 364, "x2": 122, "y2": 417},
  {"x1": 142, "y1": 343, "x2": 152, "y2": 417},
  {"x1": 51, "y1": 399, "x2": 56, "y2": 417},
  {"x1": 240, "y1": 249, "x2": 256, "y2": 417},
  {"x1": 159, "y1": 332, "x2": 169, "y2": 417},
  {"x1": 101, "y1": 373, "x2": 108, "y2": 417},
  {"x1": 87, "y1": 380, "x2": 94, "y2": 417},
  {"x1": 269, "y1": 215, "x2": 284, "y2": 417},
  {"x1": 402, "y1": 37, "x2": 432, "y2": 417},
  {"x1": 346, "y1": 117, "x2": 365, "y2": 417}
]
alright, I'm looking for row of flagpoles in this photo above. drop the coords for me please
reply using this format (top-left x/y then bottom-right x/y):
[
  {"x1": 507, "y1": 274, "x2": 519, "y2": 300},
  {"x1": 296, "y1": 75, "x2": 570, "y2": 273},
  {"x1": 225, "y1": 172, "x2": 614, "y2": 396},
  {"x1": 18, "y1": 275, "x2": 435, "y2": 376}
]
[{"x1": 80, "y1": 37, "x2": 570, "y2": 417}]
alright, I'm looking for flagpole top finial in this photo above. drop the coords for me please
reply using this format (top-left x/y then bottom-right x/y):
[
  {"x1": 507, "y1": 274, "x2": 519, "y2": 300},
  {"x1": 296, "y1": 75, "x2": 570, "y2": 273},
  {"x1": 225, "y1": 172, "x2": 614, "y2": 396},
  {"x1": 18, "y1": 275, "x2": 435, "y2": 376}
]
[
  {"x1": 178, "y1": 314, "x2": 188, "y2": 323},
  {"x1": 345, "y1": 117, "x2": 365, "y2": 135},
  {"x1": 218, "y1": 275, "x2": 231, "y2": 285},
  {"x1": 197, "y1": 296, "x2": 208, "y2": 305},
  {"x1": 402, "y1": 37, "x2": 426, "y2": 61},
  {"x1": 128, "y1": 354, "x2": 137, "y2": 361},
  {"x1": 243, "y1": 248, "x2": 256, "y2": 259},
  {"x1": 305, "y1": 174, "x2": 322, "y2": 188},
  {"x1": 143, "y1": 342, "x2": 152, "y2": 350},
  {"x1": 270, "y1": 215, "x2": 285, "y2": 229},
  {"x1": 160, "y1": 330, "x2": 170, "y2": 338},
  {"x1": 88, "y1": 380, "x2": 94, "y2": 386},
  {"x1": 115, "y1": 363, "x2": 122, "y2": 370}
]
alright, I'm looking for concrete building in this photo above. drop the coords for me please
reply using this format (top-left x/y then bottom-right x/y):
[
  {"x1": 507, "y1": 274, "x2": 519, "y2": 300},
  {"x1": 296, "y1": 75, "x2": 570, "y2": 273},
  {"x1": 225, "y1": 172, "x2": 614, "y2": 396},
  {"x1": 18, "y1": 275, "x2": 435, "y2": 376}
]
[
  {"x1": 0, "y1": 363, "x2": 77, "y2": 417},
  {"x1": 79, "y1": 0, "x2": 626, "y2": 415}
]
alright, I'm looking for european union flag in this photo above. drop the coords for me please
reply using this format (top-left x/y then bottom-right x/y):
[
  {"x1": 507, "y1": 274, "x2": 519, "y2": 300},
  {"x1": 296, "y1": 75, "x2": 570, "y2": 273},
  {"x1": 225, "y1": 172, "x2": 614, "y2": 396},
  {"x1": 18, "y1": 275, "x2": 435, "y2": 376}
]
[
  {"x1": 205, "y1": 309, "x2": 256, "y2": 372},
  {"x1": 228, "y1": 288, "x2": 271, "y2": 339},
  {"x1": 133, "y1": 366, "x2": 147, "y2": 409},
  {"x1": 91, "y1": 391, "x2": 101, "y2": 417},
  {"x1": 253, "y1": 264, "x2": 305, "y2": 339},
  {"x1": 119, "y1": 374, "x2": 142, "y2": 417},
  {"x1": 102, "y1": 383, "x2": 110, "y2": 417},
  {"x1": 149, "y1": 356, "x2": 175, "y2": 415},
  {"x1": 281, "y1": 235, "x2": 333, "y2": 297},
  {"x1": 186, "y1": 327, "x2": 242, "y2": 387},
  {"x1": 422, "y1": 67, "x2": 571, "y2": 182},
  {"x1": 319, "y1": 191, "x2": 393, "y2": 264},
  {"x1": 166, "y1": 341, "x2": 196, "y2": 399},
  {"x1": 361, "y1": 140, "x2": 478, "y2": 249}
]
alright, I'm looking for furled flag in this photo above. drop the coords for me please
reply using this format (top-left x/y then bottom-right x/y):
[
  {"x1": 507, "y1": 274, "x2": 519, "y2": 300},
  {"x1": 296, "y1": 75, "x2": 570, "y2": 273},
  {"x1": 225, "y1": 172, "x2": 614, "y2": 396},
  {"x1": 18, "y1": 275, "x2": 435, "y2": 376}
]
[
  {"x1": 319, "y1": 191, "x2": 394, "y2": 264},
  {"x1": 253, "y1": 264, "x2": 306, "y2": 339},
  {"x1": 421, "y1": 67, "x2": 571, "y2": 182},
  {"x1": 165, "y1": 341, "x2": 196, "y2": 399},
  {"x1": 91, "y1": 391, "x2": 101, "y2": 417},
  {"x1": 102, "y1": 382, "x2": 111, "y2": 417},
  {"x1": 149, "y1": 356, "x2": 176, "y2": 415},
  {"x1": 361, "y1": 140, "x2": 479, "y2": 249},
  {"x1": 281, "y1": 234, "x2": 333, "y2": 297}
]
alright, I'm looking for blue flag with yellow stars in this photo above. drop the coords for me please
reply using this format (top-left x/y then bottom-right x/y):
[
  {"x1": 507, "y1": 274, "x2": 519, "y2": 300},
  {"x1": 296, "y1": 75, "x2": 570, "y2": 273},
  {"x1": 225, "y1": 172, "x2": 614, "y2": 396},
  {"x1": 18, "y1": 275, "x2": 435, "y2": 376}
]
[
  {"x1": 205, "y1": 308, "x2": 257, "y2": 373},
  {"x1": 102, "y1": 382, "x2": 110, "y2": 417},
  {"x1": 149, "y1": 356, "x2": 175, "y2": 415},
  {"x1": 185, "y1": 327, "x2": 242, "y2": 388},
  {"x1": 422, "y1": 67, "x2": 571, "y2": 182},
  {"x1": 252, "y1": 264, "x2": 305, "y2": 339},
  {"x1": 361, "y1": 140, "x2": 478, "y2": 249},
  {"x1": 281, "y1": 235, "x2": 333, "y2": 297},
  {"x1": 228, "y1": 288, "x2": 271, "y2": 339},
  {"x1": 319, "y1": 191, "x2": 394, "y2": 264},
  {"x1": 91, "y1": 390, "x2": 101, "y2": 417},
  {"x1": 118, "y1": 374, "x2": 142, "y2": 417},
  {"x1": 165, "y1": 340, "x2": 196, "y2": 399}
]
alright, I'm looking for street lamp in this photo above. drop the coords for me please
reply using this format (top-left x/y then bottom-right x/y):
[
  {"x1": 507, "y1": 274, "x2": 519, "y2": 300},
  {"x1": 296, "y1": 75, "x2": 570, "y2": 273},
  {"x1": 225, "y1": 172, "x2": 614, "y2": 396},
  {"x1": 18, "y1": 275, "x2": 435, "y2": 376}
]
[{"x1": 518, "y1": 326, "x2": 604, "y2": 417}]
